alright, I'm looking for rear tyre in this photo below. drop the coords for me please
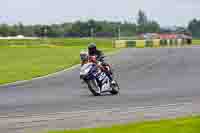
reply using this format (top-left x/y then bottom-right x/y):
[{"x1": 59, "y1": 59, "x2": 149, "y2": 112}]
[{"x1": 87, "y1": 80, "x2": 101, "y2": 96}]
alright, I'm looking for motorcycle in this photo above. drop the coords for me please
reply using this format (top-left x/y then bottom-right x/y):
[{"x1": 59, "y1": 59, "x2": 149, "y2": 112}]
[{"x1": 80, "y1": 56, "x2": 120, "y2": 96}]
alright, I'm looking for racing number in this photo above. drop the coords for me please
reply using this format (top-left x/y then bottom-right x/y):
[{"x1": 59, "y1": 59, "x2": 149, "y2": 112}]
[
  {"x1": 98, "y1": 72, "x2": 106, "y2": 81},
  {"x1": 101, "y1": 77, "x2": 110, "y2": 91}
]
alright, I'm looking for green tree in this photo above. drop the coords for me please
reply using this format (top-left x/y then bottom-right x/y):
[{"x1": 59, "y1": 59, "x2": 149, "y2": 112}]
[
  {"x1": 0, "y1": 24, "x2": 9, "y2": 37},
  {"x1": 8, "y1": 25, "x2": 18, "y2": 36},
  {"x1": 137, "y1": 10, "x2": 148, "y2": 26},
  {"x1": 146, "y1": 21, "x2": 160, "y2": 33},
  {"x1": 33, "y1": 25, "x2": 43, "y2": 37},
  {"x1": 18, "y1": 22, "x2": 24, "y2": 35},
  {"x1": 137, "y1": 10, "x2": 148, "y2": 33},
  {"x1": 23, "y1": 25, "x2": 34, "y2": 36},
  {"x1": 120, "y1": 22, "x2": 137, "y2": 36},
  {"x1": 136, "y1": 10, "x2": 160, "y2": 34},
  {"x1": 188, "y1": 19, "x2": 200, "y2": 37}
]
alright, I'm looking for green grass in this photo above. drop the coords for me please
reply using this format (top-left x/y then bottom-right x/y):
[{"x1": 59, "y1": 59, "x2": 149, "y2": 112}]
[
  {"x1": 47, "y1": 116, "x2": 200, "y2": 133},
  {"x1": 192, "y1": 40, "x2": 200, "y2": 45},
  {"x1": 0, "y1": 38, "x2": 114, "y2": 48},
  {"x1": 0, "y1": 38, "x2": 116, "y2": 84}
]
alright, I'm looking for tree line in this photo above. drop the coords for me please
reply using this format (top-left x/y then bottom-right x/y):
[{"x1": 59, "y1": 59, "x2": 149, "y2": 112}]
[{"x1": 0, "y1": 10, "x2": 199, "y2": 38}]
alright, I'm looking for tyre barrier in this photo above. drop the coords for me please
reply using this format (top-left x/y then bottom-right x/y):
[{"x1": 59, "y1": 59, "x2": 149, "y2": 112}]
[
  {"x1": 114, "y1": 40, "x2": 127, "y2": 48},
  {"x1": 126, "y1": 40, "x2": 136, "y2": 48},
  {"x1": 114, "y1": 39, "x2": 192, "y2": 48},
  {"x1": 146, "y1": 40, "x2": 153, "y2": 47},
  {"x1": 153, "y1": 39, "x2": 160, "y2": 48},
  {"x1": 136, "y1": 40, "x2": 145, "y2": 48}
]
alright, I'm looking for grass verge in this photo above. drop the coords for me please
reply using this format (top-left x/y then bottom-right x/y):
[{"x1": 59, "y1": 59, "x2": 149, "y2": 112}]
[
  {"x1": 0, "y1": 39, "x2": 117, "y2": 85},
  {"x1": 192, "y1": 40, "x2": 200, "y2": 45},
  {"x1": 47, "y1": 115, "x2": 200, "y2": 133},
  {"x1": 0, "y1": 38, "x2": 114, "y2": 48}
]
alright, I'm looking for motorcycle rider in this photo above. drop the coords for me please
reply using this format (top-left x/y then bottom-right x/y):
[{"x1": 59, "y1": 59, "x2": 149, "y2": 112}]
[
  {"x1": 80, "y1": 50, "x2": 105, "y2": 72},
  {"x1": 87, "y1": 43, "x2": 116, "y2": 85},
  {"x1": 88, "y1": 43, "x2": 104, "y2": 62}
]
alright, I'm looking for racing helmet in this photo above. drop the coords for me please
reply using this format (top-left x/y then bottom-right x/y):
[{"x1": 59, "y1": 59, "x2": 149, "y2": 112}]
[{"x1": 80, "y1": 50, "x2": 88, "y2": 61}]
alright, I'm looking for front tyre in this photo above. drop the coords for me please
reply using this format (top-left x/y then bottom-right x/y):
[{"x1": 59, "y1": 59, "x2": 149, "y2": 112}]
[
  {"x1": 110, "y1": 81, "x2": 120, "y2": 95},
  {"x1": 87, "y1": 80, "x2": 101, "y2": 96}
]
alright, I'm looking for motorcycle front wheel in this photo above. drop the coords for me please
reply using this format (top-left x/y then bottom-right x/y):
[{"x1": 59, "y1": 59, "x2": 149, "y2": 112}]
[
  {"x1": 110, "y1": 81, "x2": 120, "y2": 95},
  {"x1": 87, "y1": 80, "x2": 101, "y2": 96}
]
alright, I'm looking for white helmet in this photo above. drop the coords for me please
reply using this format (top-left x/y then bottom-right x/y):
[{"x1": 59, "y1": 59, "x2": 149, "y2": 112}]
[{"x1": 80, "y1": 50, "x2": 88, "y2": 61}]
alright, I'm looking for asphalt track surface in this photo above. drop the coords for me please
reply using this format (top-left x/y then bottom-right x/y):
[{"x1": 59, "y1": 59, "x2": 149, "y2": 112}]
[{"x1": 0, "y1": 47, "x2": 200, "y2": 133}]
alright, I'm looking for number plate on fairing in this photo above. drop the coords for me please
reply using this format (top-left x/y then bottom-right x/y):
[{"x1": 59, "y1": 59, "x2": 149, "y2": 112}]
[{"x1": 97, "y1": 72, "x2": 106, "y2": 81}]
